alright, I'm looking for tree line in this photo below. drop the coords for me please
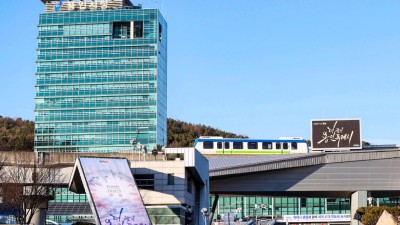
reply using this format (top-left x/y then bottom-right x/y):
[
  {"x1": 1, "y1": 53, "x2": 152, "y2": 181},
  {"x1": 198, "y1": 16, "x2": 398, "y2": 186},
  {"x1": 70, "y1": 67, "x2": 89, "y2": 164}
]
[
  {"x1": 0, "y1": 116, "x2": 34, "y2": 151},
  {"x1": 167, "y1": 118, "x2": 247, "y2": 147},
  {"x1": 0, "y1": 116, "x2": 246, "y2": 151}
]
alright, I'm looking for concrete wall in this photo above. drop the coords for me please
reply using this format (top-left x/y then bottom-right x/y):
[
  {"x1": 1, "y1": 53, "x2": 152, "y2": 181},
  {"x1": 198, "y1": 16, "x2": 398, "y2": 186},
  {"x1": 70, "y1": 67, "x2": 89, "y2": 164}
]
[{"x1": 132, "y1": 160, "x2": 187, "y2": 205}]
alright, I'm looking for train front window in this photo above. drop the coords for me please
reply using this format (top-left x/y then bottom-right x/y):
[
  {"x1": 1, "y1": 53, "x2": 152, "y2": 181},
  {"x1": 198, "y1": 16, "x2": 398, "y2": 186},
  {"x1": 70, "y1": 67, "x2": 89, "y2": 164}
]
[
  {"x1": 224, "y1": 142, "x2": 230, "y2": 149},
  {"x1": 283, "y1": 142, "x2": 288, "y2": 149},
  {"x1": 276, "y1": 142, "x2": 281, "y2": 149},
  {"x1": 291, "y1": 142, "x2": 298, "y2": 150},
  {"x1": 233, "y1": 142, "x2": 243, "y2": 149},
  {"x1": 217, "y1": 142, "x2": 222, "y2": 149},
  {"x1": 203, "y1": 141, "x2": 214, "y2": 149},
  {"x1": 262, "y1": 142, "x2": 272, "y2": 149},
  {"x1": 248, "y1": 142, "x2": 258, "y2": 149}
]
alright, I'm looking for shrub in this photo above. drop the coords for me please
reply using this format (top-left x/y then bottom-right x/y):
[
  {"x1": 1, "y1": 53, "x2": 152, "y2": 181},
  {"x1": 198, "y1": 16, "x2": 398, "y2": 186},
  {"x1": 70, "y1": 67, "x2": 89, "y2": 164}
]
[{"x1": 356, "y1": 206, "x2": 400, "y2": 225}]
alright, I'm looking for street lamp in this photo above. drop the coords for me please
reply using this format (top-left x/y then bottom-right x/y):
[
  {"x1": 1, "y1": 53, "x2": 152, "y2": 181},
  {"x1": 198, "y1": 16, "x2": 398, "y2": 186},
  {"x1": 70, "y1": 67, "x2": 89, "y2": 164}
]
[
  {"x1": 254, "y1": 204, "x2": 258, "y2": 224},
  {"x1": 201, "y1": 208, "x2": 209, "y2": 225},
  {"x1": 131, "y1": 126, "x2": 148, "y2": 161}
]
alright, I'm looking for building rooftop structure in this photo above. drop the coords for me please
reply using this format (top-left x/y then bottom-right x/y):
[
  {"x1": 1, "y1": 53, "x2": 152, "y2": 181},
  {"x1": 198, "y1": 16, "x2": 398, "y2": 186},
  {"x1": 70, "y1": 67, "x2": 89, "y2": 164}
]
[{"x1": 40, "y1": 0, "x2": 139, "y2": 13}]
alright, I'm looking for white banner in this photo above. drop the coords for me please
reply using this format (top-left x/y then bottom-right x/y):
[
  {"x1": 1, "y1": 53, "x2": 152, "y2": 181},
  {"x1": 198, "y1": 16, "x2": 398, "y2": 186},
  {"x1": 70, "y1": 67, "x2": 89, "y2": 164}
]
[
  {"x1": 78, "y1": 157, "x2": 152, "y2": 225},
  {"x1": 281, "y1": 214, "x2": 350, "y2": 223}
]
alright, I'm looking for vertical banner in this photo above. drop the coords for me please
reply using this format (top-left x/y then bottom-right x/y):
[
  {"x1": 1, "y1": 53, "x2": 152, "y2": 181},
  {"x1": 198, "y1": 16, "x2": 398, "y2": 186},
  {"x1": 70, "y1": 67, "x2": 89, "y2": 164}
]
[{"x1": 78, "y1": 157, "x2": 152, "y2": 225}]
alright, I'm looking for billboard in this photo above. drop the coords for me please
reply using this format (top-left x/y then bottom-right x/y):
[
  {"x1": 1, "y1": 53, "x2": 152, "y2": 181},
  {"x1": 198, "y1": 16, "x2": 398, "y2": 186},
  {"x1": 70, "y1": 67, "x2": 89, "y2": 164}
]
[
  {"x1": 311, "y1": 119, "x2": 361, "y2": 150},
  {"x1": 76, "y1": 157, "x2": 152, "y2": 225}
]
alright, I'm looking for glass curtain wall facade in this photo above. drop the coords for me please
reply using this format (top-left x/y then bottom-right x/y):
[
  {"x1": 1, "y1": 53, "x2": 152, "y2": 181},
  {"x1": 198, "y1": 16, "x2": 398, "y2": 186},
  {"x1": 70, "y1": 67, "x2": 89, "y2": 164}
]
[
  {"x1": 211, "y1": 196, "x2": 351, "y2": 220},
  {"x1": 211, "y1": 196, "x2": 400, "y2": 221},
  {"x1": 35, "y1": 5, "x2": 167, "y2": 152}
]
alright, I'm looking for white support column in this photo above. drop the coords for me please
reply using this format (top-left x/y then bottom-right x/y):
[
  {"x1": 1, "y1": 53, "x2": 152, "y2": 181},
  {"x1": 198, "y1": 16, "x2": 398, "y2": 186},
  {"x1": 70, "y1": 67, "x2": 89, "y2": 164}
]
[
  {"x1": 130, "y1": 21, "x2": 134, "y2": 39},
  {"x1": 351, "y1": 191, "x2": 368, "y2": 225}
]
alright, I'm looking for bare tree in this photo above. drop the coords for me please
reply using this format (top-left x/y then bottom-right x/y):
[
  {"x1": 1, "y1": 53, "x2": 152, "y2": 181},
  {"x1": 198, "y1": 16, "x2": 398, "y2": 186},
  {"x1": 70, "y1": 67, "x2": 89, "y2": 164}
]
[
  {"x1": 0, "y1": 151, "x2": 6, "y2": 173},
  {"x1": 0, "y1": 152, "x2": 62, "y2": 225}
]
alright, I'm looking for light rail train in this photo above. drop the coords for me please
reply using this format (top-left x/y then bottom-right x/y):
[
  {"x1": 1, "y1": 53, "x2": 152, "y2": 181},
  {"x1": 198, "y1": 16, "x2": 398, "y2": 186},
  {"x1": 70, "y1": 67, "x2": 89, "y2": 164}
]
[{"x1": 194, "y1": 136, "x2": 309, "y2": 154}]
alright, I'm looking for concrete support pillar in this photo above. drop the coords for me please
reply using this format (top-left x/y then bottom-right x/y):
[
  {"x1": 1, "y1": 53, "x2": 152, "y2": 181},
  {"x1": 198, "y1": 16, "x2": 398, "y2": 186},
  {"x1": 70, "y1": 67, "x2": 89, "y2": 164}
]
[
  {"x1": 26, "y1": 198, "x2": 50, "y2": 225},
  {"x1": 351, "y1": 191, "x2": 368, "y2": 225},
  {"x1": 29, "y1": 208, "x2": 46, "y2": 225}
]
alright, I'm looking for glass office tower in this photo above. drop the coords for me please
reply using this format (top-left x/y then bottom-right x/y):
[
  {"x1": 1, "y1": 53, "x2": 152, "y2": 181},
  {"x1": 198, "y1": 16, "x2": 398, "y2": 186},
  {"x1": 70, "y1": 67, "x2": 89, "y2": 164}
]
[{"x1": 35, "y1": 0, "x2": 167, "y2": 152}]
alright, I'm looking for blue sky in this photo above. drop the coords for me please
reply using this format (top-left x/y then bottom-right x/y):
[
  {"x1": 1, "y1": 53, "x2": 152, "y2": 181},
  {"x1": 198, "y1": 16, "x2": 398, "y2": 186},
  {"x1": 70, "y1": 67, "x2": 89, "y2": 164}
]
[{"x1": 0, "y1": 1, "x2": 399, "y2": 144}]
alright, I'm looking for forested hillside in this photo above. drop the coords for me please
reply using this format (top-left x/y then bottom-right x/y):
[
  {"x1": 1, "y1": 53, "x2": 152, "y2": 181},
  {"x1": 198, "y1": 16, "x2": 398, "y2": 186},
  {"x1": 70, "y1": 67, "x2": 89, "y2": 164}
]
[
  {"x1": 167, "y1": 118, "x2": 247, "y2": 147},
  {"x1": 0, "y1": 116, "x2": 247, "y2": 151},
  {"x1": 0, "y1": 116, "x2": 35, "y2": 151}
]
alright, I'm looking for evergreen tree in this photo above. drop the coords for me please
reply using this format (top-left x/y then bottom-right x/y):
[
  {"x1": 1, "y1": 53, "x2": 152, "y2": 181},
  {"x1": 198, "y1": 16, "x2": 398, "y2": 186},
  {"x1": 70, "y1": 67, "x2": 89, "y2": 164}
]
[{"x1": 167, "y1": 118, "x2": 247, "y2": 147}]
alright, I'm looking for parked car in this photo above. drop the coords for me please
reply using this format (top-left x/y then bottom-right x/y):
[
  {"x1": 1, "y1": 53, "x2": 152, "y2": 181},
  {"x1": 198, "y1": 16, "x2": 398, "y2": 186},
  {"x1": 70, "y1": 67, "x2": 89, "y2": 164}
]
[
  {"x1": 240, "y1": 217, "x2": 249, "y2": 222},
  {"x1": 245, "y1": 219, "x2": 255, "y2": 225}
]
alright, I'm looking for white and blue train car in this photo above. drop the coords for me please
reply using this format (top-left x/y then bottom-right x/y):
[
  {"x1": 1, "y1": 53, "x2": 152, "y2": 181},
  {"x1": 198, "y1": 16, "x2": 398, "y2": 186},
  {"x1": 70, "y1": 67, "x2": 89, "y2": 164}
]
[{"x1": 194, "y1": 137, "x2": 309, "y2": 155}]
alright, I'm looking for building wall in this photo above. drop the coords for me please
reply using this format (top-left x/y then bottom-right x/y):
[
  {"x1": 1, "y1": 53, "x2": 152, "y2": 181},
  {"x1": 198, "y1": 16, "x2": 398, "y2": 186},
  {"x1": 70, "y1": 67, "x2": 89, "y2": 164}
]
[
  {"x1": 41, "y1": 150, "x2": 208, "y2": 225},
  {"x1": 35, "y1": 7, "x2": 167, "y2": 152},
  {"x1": 211, "y1": 158, "x2": 400, "y2": 194},
  {"x1": 132, "y1": 160, "x2": 187, "y2": 205}
]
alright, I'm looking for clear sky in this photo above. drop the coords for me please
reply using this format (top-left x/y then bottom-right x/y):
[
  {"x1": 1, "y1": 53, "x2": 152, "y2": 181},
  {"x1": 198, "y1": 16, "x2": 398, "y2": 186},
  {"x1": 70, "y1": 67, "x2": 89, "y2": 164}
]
[{"x1": 0, "y1": 1, "x2": 399, "y2": 144}]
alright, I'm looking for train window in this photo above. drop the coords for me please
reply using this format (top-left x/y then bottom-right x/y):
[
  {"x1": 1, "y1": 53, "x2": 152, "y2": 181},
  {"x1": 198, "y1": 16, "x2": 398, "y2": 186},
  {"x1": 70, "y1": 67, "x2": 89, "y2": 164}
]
[
  {"x1": 217, "y1": 142, "x2": 222, "y2": 149},
  {"x1": 276, "y1": 142, "x2": 281, "y2": 149},
  {"x1": 248, "y1": 142, "x2": 258, "y2": 149},
  {"x1": 262, "y1": 142, "x2": 272, "y2": 149},
  {"x1": 203, "y1": 141, "x2": 214, "y2": 149},
  {"x1": 291, "y1": 142, "x2": 298, "y2": 150},
  {"x1": 224, "y1": 142, "x2": 230, "y2": 149},
  {"x1": 233, "y1": 142, "x2": 243, "y2": 149},
  {"x1": 283, "y1": 142, "x2": 288, "y2": 149}
]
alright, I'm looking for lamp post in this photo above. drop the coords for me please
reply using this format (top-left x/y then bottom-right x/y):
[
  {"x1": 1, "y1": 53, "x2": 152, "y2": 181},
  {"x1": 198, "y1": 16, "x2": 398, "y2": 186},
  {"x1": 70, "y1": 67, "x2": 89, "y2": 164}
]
[
  {"x1": 130, "y1": 138, "x2": 136, "y2": 160},
  {"x1": 152, "y1": 146, "x2": 158, "y2": 161},
  {"x1": 254, "y1": 204, "x2": 258, "y2": 225},
  {"x1": 131, "y1": 126, "x2": 148, "y2": 161},
  {"x1": 201, "y1": 208, "x2": 209, "y2": 225}
]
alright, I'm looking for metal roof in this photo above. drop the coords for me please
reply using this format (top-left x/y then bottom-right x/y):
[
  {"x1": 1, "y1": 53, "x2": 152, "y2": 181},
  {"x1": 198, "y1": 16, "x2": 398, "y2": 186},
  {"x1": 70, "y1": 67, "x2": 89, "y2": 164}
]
[
  {"x1": 209, "y1": 149, "x2": 400, "y2": 177},
  {"x1": 208, "y1": 154, "x2": 306, "y2": 171},
  {"x1": 47, "y1": 202, "x2": 92, "y2": 216}
]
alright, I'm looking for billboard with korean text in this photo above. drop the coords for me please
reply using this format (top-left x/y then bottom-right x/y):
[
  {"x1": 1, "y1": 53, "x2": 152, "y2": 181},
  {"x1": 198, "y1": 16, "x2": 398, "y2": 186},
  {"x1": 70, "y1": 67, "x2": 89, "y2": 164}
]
[
  {"x1": 311, "y1": 119, "x2": 361, "y2": 150},
  {"x1": 78, "y1": 157, "x2": 152, "y2": 225}
]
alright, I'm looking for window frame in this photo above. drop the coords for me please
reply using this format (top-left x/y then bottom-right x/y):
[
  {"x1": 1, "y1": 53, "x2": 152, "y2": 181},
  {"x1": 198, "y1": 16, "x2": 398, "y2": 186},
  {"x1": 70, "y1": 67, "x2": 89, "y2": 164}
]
[
  {"x1": 203, "y1": 141, "x2": 214, "y2": 149},
  {"x1": 233, "y1": 142, "x2": 243, "y2": 149},
  {"x1": 248, "y1": 142, "x2": 258, "y2": 149}
]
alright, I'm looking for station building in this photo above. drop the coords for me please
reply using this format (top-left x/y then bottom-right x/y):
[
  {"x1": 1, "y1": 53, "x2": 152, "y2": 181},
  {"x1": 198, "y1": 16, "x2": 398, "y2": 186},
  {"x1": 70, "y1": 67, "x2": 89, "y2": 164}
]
[{"x1": 0, "y1": 149, "x2": 209, "y2": 225}]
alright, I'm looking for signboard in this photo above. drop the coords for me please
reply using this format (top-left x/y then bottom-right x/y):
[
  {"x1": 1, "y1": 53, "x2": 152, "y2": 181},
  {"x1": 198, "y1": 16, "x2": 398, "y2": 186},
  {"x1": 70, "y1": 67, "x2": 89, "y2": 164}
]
[
  {"x1": 66, "y1": 0, "x2": 110, "y2": 11},
  {"x1": 54, "y1": 1, "x2": 63, "y2": 12},
  {"x1": 311, "y1": 119, "x2": 361, "y2": 150},
  {"x1": 76, "y1": 157, "x2": 152, "y2": 225},
  {"x1": 281, "y1": 214, "x2": 350, "y2": 223},
  {"x1": 45, "y1": 0, "x2": 127, "y2": 13}
]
